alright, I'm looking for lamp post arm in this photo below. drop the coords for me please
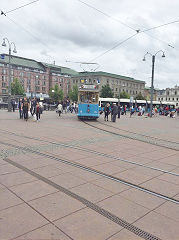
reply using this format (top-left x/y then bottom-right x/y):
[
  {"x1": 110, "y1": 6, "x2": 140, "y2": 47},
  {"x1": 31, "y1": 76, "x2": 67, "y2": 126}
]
[{"x1": 154, "y1": 50, "x2": 164, "y2": 57}]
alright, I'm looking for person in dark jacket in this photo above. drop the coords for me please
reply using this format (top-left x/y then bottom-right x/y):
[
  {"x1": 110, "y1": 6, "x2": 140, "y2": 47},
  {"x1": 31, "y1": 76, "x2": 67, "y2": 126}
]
[
  {"x1": 22, "y1": 97, "x2": 29, "y2": 121},
  {"x1": 104, "y1": 103, "x2": 110, "y2": 121},
  {"x1": 112, "y1": 103, "x2": 118, "y2": 122},
  {"x1": 18, "y1": 98, "x2": 23, "y2": 119},
  {"x1": 117, "y1": 103, "x2": 121, "y2": 118}
]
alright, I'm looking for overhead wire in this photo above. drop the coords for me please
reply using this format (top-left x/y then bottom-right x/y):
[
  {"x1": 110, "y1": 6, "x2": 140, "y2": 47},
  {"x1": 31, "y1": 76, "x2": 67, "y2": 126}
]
[
  {"x1": 77, "y1": 0, "x2": 176, "y2": 61},
  {"x1": 1, "y1": 0, "x2": 39, "y2": 16}
]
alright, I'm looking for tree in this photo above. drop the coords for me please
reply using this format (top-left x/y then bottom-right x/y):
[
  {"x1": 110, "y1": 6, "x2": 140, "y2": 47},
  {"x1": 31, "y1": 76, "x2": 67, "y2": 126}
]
[
  {"x1": 135, "y1": 92, "x2": 146, "y2": 100},
  {"x1": 68, "y1": 84, "x2": 78, "y2": 102},
  {"x1": 119, "y1": 91, "x2": 130, "y2": 99},
  {"x1": 49, "y1": 84, "x2": 63, "y2": 102},
  {"x1": 11, "y1": 78, "x2": 24, "y2": 96},
  {"x1": 100, "y1": 84, "x2": 114, "y2": 98}
]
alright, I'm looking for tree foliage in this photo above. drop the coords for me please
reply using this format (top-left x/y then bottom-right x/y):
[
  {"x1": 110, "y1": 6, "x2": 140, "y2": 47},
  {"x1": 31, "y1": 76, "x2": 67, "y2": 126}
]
[
  {"x1": 49, "y1": 84, "x2": 63, "y2": 102},
  {"x1": 68, "y1": 84, "x2": 78, "y2": 102},
  {"x1": 100, "y1": 84, "x2": 114, "y2": 98},
  {"x1": 11, "y1": 78, "x2": 24, "y2": 96},
  {"x1": 119, "y1": 91, "x2": 130, "y2": 99},
  {"x1": 135, "y1": 92, "x2": 146, "y2": 100}
]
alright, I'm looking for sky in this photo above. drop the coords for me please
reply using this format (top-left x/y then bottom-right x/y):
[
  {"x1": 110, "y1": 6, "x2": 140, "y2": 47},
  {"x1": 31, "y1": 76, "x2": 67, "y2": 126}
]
[{"x1": 1, "y1": 0, "x2": 179, "y2": 89}]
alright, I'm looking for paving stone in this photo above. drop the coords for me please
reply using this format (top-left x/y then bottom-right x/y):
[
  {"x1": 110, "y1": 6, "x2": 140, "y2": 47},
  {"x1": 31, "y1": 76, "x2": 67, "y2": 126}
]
[
  {"x1": 0, "y1": 171, "x2": 37, "y2": 187},
  {"x1": 71, "y1": 182, "x2": 113, "y2": 202},
  {"x1": 0, "y1": 203, "x2": 48, "y2": 239},
  {"x1": 15, "y1": 224, "x2": 72, "y2": 240},
  {"x1": 107, "y1": 228, "x2": 143, "y2": 240},
  {"x1": 134, "y1": 211, "x2": 179, "y2": 240},
  {"x1": 141, "y1": 178, "x2": 179, "y2": 197},
  {"x1": 0, "y1": 163, "x2": 22, "y2": 175},
  {"x1": 119, "y1": 188, "x2": 165, "y2": 210},
  {"x1": 0, "y1": 188, "x2": 23, "y2": 210},
  {"x1": 98, "y1": 195, "x2": 150, "y2": 223},
  {"x1": 54, "y1": 208, "x2": 121, "y2": 240},
  {"x1": 29, "y1": 191, "x2": 84, "y2": 221},
  {"x1": 10, "y1": 180, "x2": 59, "y2": 201},
  {"x1": 154, "y1": 201, "x2": 179, "y2": 222}
]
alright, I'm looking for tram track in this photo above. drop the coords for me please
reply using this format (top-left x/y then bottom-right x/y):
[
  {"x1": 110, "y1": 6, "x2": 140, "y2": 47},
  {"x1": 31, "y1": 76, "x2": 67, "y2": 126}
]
[
  {"x1": 83, "y1": 121, "x2": 179, "y2": 151},
  {"x1": 0, "y1": 128, "x2": 179, "y2": 177},
  {"x1": 0, "y1": 139, "x2": 179, "y2": 205}
]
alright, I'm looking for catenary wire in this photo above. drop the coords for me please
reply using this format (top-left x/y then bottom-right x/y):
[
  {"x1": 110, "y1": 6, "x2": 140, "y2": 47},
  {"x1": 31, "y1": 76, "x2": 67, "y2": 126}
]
[{"x1": 1, "y1": 0, "x2": 39, "y2": 15}]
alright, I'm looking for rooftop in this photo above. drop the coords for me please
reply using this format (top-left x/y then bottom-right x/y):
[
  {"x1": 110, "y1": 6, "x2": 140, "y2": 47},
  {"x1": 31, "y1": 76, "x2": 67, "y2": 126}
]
[{"x1": 72, "y1": 71, "x2": 145, "y2": 83}]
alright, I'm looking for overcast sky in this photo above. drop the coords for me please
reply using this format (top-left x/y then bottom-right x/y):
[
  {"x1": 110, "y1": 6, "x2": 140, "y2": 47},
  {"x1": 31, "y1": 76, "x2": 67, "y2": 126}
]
[{"x1": 1, "y1": 0, "x2": 179, "y2": 89}]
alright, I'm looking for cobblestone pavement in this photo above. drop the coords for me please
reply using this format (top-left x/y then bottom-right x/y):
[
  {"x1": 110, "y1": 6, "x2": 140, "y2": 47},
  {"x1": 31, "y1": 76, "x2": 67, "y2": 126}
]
[{"x1": 0, "y1": 110, "x2": 179, "y2": 240}]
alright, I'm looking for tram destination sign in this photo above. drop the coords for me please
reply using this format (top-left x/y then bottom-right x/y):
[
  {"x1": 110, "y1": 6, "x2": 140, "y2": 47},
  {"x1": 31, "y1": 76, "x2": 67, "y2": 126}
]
[{"x1": 81, "y1": 85, "x2": 96, "y2": 89}]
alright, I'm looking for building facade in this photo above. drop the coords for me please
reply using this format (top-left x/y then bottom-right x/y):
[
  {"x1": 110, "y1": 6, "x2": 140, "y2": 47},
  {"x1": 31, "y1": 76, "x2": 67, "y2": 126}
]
[
  {"x1": 144, "y1": 87, "x2": 158, "y2": 100},
  {"x1": 71, "y1": 72, "x2": 145, "y2": 98},
  {"x1": 157, "y1": 86, "x2": 179, "y2": 107},
  {"x1": 0, "y1": 54, "x2": 78, "y2": 99}
]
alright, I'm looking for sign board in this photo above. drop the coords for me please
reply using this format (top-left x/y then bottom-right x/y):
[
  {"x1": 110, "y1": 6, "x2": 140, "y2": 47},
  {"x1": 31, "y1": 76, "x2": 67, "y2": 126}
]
[{"x1": 82, "y1": 85, "x2": 96, "y2": 89}]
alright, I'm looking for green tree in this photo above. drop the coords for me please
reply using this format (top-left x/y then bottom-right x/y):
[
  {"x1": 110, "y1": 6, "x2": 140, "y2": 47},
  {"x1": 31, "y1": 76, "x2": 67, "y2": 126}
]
[
  {"x1": 68, "y1": 84, "x2": 78, "y2": 102},
  {"x1": 119, "y1": 91, "x2": 130, "y2": 99},
  {"x1": 49, "y1": 84, "x2": 63, "y2": 102},
  {"x1": 100, "y1": 84, "x2": 114, "y2": 98},
  {"x1": 11, "y1": 78, "x2": 24, "y2": 96},
  {"x1": 135, "y1": 92, "x2": 146, "y2": 100}
]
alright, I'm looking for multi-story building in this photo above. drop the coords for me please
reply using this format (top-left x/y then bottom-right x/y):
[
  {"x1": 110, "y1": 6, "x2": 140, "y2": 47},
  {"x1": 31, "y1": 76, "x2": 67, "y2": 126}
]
[
  {"x1": 0, "y1": 54, "x2": 78, "y2": 99},
  {"x1": 71, "y1": 71, "x2": 145, "y2": 98},
  {"x1": 157, "y1": 85, "x2": 179, "y2": 107},
  {"x1": 144, "y1": 87, "x2": 159, "y2": 100}
]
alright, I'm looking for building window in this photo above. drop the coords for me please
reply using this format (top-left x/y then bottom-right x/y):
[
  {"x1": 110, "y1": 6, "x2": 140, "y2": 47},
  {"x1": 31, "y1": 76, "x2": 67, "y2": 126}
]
[
  {"x1": 173, "y1": 98, "x2": 174, "y2": 101},
  {"x1": 2, "y1": 89, "x2": 6, "y2": 93},
  {"x1": 176, "y1": 103, "x2": 178, "y2": 106},
  {"x1": 27, "y1": 79, "x2": 31, "y2": 84},
  {"x1": 161, "y1": 98, "x2": 163, "y2": 100},
  {"x1": 73, "y1": 80, "x2": 75, "y2": 83},
  {"x1": 107, "y1": 80, "x2": 109, "y2": 84},
  {"x1": 175, "y1": 91, "x2": 177, "y2": 95},
  {"x1": 158, "y1": 98, "x2": 160, "y2": 101},
  {"x1": 169, "y1": 98, "x2": 170, "y2": 100},
  {"x1": 42, "y1": 87, "x2": 46, "y2": 92},
  {"x1": 2, "y1": 82, "x2": 6, "y2": 87},
  {"x1": 35, "y1": 86, "x2": 40, "y2": 91},
  {"x1": 3, "y1": 69, "x2": 6, "y2": 74},
  {"x1": 27, "y1": 85, "x2": 31, "y2": 91},
  {"x1": 76, "y1": 80, "x2": 78, "y2": 83},
  {"x1": 89, "y1": 78, "x2": 91, "y2": 83},
  {"x1": 177, "y1": 98, "x2": 178, "y2": 101},
  {"x1": 116, "y1": 88, "x2": 118, "y2": 91},
  {"x1": 167, "y1": 91, "x2": 169, "y2": 95},
  {"x1": 2, "y1": 75, "x2": 6, "y2": 81},
  {"x1": 136, "y1": 91, "x2": 137, "y2": 94},
  {"x1": 43, "y1": 81, "x2": 46, "y2": 86},
  {"x1": 166, "y1": 98, "x2": 167, "y2": 101}
]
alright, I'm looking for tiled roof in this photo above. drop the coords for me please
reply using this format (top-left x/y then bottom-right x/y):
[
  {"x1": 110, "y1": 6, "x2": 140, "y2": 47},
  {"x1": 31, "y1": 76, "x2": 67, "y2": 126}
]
[
  {"x1": 72, "y1": 71, "x2": 145, "y2": 83},
  {"x1": 0, "y1": 54, "x2": 44, "y2": 70}
]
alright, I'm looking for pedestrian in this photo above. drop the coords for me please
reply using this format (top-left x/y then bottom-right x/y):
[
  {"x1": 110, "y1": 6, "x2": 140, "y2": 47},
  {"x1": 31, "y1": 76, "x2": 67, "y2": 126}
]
[
  {"x1": 35, "y1": 102, "x2": 41, "y2": 121},
  {"x1": 117, "y1": 103, "x2": 121, "y2": 118},
  {"x1": 130, "y1": 106, "x2": 134, "y2": 117},
  {"x1": 18, "y1": 98, "x2": 23, "y2": 119},
  {"x1": 22, "y1": 97, "x2": 29, "y2": 121},
  {"x1": 110, "y1": 104, "x2": 114, "y2": 121},
  {"x1": 57, "y1": 102, "x2": 63, "y2": 116},
  {"x1": 11, "y1": 99, "x2": 16, "y2": 112},
  {"x1": 112, "y1": 103, "x2": 118, "y2": 122},
  {"x1": 104, "y1": 103, "x2": 110, "y2": 121},
  {"x1": 124, "y1": 105, "x2": 127, "y2": 115}
]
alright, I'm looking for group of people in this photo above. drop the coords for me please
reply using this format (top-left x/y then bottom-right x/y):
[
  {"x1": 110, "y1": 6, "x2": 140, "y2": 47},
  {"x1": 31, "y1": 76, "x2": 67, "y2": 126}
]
[
  {"x1": 56, "y1": 100, "x2": 78, "y2": 116},
  {"x1": 18, "y1": 97, "x2": 42, "y2": 121},
  {"x1": 103, "y1": 103, "x2": 122, "y2": 122}
]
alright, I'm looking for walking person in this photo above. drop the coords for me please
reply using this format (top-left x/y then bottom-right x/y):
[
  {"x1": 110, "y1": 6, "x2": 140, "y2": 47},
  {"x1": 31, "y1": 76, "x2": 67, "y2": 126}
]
[
  {"x1": 22, "y1": 97, "x2": 29, "y2": 121},
  {"x1": 117, "y1": 103, "x2": 121, "y2": 119},
  {"x1": 18, "y1": 98, "x2": 23, "y2": 119},
  {"x1": 11, "y1": 99, "x2": 16, "y2": 112},
  {"x1": 112, "y1": 103, "x2": 118, "y2": 122},
  {"x1": 104, "y1": 103, "x2": 110, "y2": 121},
  {"x1": 35, "y1": 102, "x2": 41, "y2": 121},
  {"x1": 57, "y1": 102, "x2": 63, "y2": 116}
]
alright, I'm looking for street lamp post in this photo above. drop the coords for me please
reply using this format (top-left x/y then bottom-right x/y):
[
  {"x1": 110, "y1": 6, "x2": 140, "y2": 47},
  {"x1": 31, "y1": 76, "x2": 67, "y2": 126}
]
[
  {"x1": 143, "y1": 50, "x2": 165, "y2": 117},
  {"x1": 2, "y1": 38, "x2": 17, "y2": 112}
]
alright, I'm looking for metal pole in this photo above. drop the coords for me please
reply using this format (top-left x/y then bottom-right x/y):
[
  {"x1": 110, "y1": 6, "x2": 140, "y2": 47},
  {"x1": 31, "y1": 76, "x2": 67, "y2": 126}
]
[
  {"x1": 8, "y1": 47, "x2": 12, "y2": 112},
  {"x1": 150, "y1": 55, "x2": 155, "y2": 117}
]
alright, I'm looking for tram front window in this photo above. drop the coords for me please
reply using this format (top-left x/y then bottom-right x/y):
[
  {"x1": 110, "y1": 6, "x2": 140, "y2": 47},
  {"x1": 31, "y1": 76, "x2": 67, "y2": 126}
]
[{"x1": 79, "y1": 92, "x2": 98, "y2": 103}]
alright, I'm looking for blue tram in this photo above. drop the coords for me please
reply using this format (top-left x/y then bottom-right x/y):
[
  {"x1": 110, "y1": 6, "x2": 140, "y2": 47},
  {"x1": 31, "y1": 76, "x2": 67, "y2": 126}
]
[{"x1": 77, "y1": 85, "x2": 99, "y2": 119}]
